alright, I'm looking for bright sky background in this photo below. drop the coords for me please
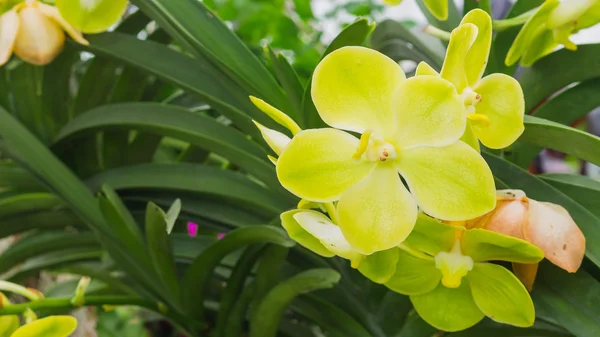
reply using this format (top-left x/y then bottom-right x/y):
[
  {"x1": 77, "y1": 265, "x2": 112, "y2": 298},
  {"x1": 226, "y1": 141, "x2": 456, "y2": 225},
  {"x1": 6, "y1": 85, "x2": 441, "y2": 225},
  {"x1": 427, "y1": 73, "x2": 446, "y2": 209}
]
[{"x1": 312, "y1": 0, "x2": 600, "y2": 44}]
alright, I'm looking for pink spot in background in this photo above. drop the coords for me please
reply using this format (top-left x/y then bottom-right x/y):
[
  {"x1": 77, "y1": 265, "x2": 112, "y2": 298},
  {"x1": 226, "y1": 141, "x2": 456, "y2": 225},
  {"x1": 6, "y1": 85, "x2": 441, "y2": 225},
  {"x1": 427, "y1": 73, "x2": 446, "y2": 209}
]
[
  {"x1": 217, "y1": 233, "x2": 226, "y2": 240},
  {"x1": 187, "y1": 222, "x2": 198, "y2": 237}
]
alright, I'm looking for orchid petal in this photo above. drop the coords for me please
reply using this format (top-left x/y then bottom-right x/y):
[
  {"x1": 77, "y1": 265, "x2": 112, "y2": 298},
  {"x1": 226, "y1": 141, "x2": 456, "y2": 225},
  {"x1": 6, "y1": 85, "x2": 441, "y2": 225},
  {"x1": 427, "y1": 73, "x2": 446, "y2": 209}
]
[
  {"x1": 468, "y1": 263, "x2": 535, "y2": 327},
  {"x1": 525, "y1": 200, "x2": 586, "y2": 272},
  {"x1": 547, "y1": 0, "x2": 595, "y2": 29},
  {"x1": 393, "y1": 76, "x2": 465, "y2": 149},
  {"x1": 292, "y1": 210, "x2": 362, "y2": 261},
  {"x1": 385, "y1": 249, "x2": 440, "y2": 295},
  {"x1": 471, "y1": 73, "x2": 524, "y2": 149},
  {"x1": 253, "y1": 121, "x2": 290, "y2": 155},
  {"x1": 415, "y1": 61, "x2": 439, "y2": 76},
  {"x1": 505, "y1": 0, "x2": 560, "y2": 66},
  {"x1": 337, "y1": 165, "x2": 417, "y2": 254},
  {"x1": 461, "y1": 9, "x2": 492, "y2": 86},
  {"x1": 411, "y1": 282, "x2": 484, "y2": 332},
  {"x1": 461, "y1": 228, "x2": 544, "y2": 264},
  {"x1": 11, "y1": 316, "x2": 77, "y2": 337},
  {"x1": 0, "y1": 9, "x2": 18, "y2": 66},
  {"x1": 404, "y1": 213, "x2": 463, "y2": 256},
  {"x1": 423, "y1": 0, "x2": 448, "y2": 21},
  {"x1": 276, "y1": 128, "x2": 376, "y2": 202},
  {"x1": 460, "y1": 123, "x2": 480, "y2": 152},
  {"x1": 13, "y1": 5, "x2": 65, "y2": 66},
  {"x1": 55, "y1": 0, "x2": 128, "y2": 34},
  {"x1": 358, "y1": 248, "x2": 400, "y2": 284},
  {"x1": 441, "y1": 23, "x2": 477, "y2": 92},
  {"x1": 398, "y1": 141, "x2": 496, "y2": 221},
  {"x1": 575, "y1": 1, "x2": 600, "y2": 30},
  {"x1": 250, "y1": 96, "x2": 301, "y2": 135},
  {"x1": 311, "y1": 46, "x2": 405, "y2": 138},
  {"x1": 280, "y1": 210, "x2": 335, "y2": 258}
]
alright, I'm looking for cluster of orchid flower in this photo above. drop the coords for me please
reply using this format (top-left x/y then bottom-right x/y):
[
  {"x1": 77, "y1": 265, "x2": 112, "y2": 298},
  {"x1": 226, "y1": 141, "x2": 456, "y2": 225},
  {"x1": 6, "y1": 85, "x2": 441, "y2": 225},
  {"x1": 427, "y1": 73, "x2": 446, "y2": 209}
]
[{"x1": 252, "y1": 9, "x2": 586, "y2": 332}]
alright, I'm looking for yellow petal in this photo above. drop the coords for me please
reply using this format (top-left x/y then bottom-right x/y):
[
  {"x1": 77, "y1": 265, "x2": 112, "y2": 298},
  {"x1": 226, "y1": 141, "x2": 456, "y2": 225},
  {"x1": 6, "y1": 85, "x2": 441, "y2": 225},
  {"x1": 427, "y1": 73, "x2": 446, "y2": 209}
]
[
  {"x1": 525, "y1": 200, "x2": 586, "y2": 273},
  {"x1": 441, "y1": 23, "x2": 478, "y2": 93},
  {"x1": 0, "y1": 9, "x2": 18, "y2": 66},
  {"x1": 393, "y1": 76, "x2": 466, "y2": 149},
  {"x1": 483, "y1": 196, "x2": 528, "y2": 240},
  {"x1": 397, "y1": 141, "x2": 496, "y2": 221},
  {"x1": 423, "y1": 0, "x2": 448, "y2": 20},
  {"x1": 311, "y1": 46, "x2": 405, "y2": 138},
  {"x1": 37, "y1": 2, "x2": 88, "y2": 45},
  {"x1": 276, "y1": 128, "x2": 376, "y2": 202},
  {"x1": 415, "y1": 61, "x2": 440, "y2": 77},
  {"x1": 280, "y1": 209, "x2": 335, "y2": 258},
  {"x1": 249, "y1": 96, "x2": 301, "y2": 135},
  {"x1": 520, "y1": 28, "x2": 558, "y2": 67},
  {"x1": 575, "y1": 0, "x2": 600, "y2": 29},
  {"x1": 292, "y1": 210, "x2": 362, "y2": 261},
  {"x1": 547, "y1": 0, "x2": 596, "y2": 29},
  {"x1": 471, "y1": 73, "x2": 524, "y2": 149},
  {"x1": 13, "y1": 4, "x2": 65, "y2": 65},
  {"x1": 505, "y1": 0, "x2": 560, "y2": 66},
  {"x1": 55, "y1": 0, "x2": 128, "y2": 34},
  {"x1": 337, "y1": 165, "x2": 417, "y2": 255},
  {"x1": 252, "y1": 120, "x2": 290, "y2": 155},
  {"x1": 460, "y1": 9, "x2": 492, "y2": 87},
  {"x1": 460, "y1": 123, "x2": 480, "y2": 152}
]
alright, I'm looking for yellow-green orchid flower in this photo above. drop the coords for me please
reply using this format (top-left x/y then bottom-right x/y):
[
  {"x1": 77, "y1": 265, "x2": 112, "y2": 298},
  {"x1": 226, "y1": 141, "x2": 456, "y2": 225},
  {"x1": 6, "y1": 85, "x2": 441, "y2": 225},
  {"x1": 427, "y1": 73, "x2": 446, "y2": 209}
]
[
  {"x1": 383, "y1": 0, "x2": 448, "y2": 21},
  {"x1": 10, "y1": 316, "x2": 77, "y2": 337},
  {"x1": 281, "y1": 208, "x2": 400, "y2": 284},
  {"x1": 56, "y1": 0, "x2": 128, "y2": 34},
  {"x1": 0, "y1": 293, "x2": 19, "y2": 337},
  {"x1": 264, "y1": 46, "x2": 495, "y2": 255},
  {"x1": 0, "y1": 1, "x2": 88, "y2": 66},
  {"x1": 467, "y1": 189, "x2": 585, "y2": 290},
  {"x1": 418, "y1": 9, "x2": 525, "y2": 150},
  {"x1": 506, "y1": 0, "x2": 600, "y2": 67},
  {"x1": 386, "y1": 214, "x2": 544, "y2": 331}
]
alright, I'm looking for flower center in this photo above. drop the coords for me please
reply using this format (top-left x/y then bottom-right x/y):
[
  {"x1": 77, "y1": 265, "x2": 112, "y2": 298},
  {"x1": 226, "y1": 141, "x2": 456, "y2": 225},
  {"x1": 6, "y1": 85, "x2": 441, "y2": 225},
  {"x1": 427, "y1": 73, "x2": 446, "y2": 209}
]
[
  {"x1": 462, "y1": 87, "x2": 490, "y2": 128},
  {"x1": 353, "y1": 130, "x2": 397, "y2": 162},
  {"x1": 434, "y1": 240, "x2": 473, "y2": 288}
]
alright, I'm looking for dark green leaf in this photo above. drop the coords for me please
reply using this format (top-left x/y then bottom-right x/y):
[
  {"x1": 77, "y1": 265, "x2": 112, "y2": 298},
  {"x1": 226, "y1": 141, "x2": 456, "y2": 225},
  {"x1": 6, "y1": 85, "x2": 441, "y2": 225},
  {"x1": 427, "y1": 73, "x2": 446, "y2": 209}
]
[{"x1": 540, "y1": 174, "x2": 600, "y2": 219}]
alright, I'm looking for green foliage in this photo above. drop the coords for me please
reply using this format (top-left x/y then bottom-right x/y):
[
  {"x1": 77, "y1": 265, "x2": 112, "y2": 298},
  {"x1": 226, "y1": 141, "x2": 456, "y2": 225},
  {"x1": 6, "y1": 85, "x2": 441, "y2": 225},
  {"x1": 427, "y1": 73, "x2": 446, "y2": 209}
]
[{"x1": 0, "y1": 0, "x2": 598, "y2": 336}]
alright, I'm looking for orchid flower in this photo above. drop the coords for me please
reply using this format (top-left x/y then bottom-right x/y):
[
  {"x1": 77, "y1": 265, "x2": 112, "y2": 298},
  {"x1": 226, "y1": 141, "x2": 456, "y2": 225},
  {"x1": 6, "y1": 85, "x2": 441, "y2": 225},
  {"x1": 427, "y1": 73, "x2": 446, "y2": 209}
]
[
  {"x1": 0, "y1": 1, "x2": 88, "y2": 66},
  {"x1": 281, "y1": 208, "x2": 401, "y2": 283},
  {"x1": 506, "y1": 0, "x2": 600, "y2": 66},
  {"x1": 467, "y1": 189, "x2": 586, "y2": 290},
  {"x1": 417, "y1": 9, "x2": 525, "y2": 150},
  {"x1": 383, "y1": 0, "x2": 448, "y2": 21},
  {"x1": 257, "y1": 46, "x2": 495, "y2": 255},
  {"x1": 56, "y1": 0, "x2": 129, "y2": 34},
  {"x1": 386, "y1": 214, "x2": 544, "y2": 331},
  {"x1": 9, "y1": 316, "x2": 77, "y2": 337}
]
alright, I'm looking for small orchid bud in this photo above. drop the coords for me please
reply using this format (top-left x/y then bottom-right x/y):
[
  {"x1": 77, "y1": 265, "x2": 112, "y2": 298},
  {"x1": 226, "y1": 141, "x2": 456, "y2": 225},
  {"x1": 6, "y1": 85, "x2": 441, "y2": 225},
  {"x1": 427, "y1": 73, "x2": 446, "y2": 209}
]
[
  {"x1": 483, "y1": 190, "x2": 528, "y2": 239},
  {"x1": 249, "y1": 96, "x2": 302, "y2": 135},
  {"x1": 252, "y1": 120, "x2": 291, "y2": 156},
  {"x1": 13, "y1": 3, "x2": 65, "y2": 65},
  {"x1": 70, "y1": 276, "x2": 91, "y2": 307}
]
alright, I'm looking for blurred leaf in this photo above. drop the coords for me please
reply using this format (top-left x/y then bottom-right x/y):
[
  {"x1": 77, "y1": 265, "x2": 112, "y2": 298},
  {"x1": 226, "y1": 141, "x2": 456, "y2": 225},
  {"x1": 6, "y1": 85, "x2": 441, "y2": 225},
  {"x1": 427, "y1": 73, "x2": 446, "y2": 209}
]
[
  {"x1": 165, "y1": 198, "x2": 181, "y2": 234},
  {"x1": 181, "y1": 226, "x2": 295, "y2": 320},
  {"x1": 540, "y1": 174, "x2": 600, "y2": 218},
  {"x1": 0, "y1": 193, "x2": 63, "y2": 219},
  {"x1": 250, "y1": 245, "x2": 289, "y2": 321},
  {"x1": 293, "y1": 0, "x2": 313, "y2": 20},
  {"x1": 267, "y1": 47, "x2": 304, "y2": 120},
  {"x1": 249, "y1": 268, "x2": 341, "y2": 337}
]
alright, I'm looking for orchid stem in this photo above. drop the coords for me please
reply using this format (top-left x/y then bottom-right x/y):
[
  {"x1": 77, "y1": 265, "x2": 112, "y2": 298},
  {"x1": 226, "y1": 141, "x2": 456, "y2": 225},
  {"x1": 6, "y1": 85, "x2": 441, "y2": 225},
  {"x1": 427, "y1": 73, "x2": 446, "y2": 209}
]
[
  {"x1": 423, "y1": 25, "x2": 451, "y2": 41},
  {"x1": 492, "y1": 8, "x2": 536, "y2": 31}
]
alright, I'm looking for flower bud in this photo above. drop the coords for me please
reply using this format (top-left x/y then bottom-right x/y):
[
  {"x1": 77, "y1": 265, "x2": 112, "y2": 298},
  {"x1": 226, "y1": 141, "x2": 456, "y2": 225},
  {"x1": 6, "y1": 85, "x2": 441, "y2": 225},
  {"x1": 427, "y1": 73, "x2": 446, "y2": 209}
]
[
  {"x1": 13, "y1": 4, "x2": 65, "y2": 65},
  {"x1": 253, "y1": 120, "x2": 291, "y2": 156}
]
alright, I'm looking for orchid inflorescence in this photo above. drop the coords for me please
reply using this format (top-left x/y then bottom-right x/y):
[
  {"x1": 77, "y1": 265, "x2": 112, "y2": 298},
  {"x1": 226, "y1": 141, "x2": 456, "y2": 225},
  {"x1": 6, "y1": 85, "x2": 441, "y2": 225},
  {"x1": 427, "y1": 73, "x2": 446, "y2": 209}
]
[{"x1": 251, "y1": 9, "x2": 586, "y2": 332}]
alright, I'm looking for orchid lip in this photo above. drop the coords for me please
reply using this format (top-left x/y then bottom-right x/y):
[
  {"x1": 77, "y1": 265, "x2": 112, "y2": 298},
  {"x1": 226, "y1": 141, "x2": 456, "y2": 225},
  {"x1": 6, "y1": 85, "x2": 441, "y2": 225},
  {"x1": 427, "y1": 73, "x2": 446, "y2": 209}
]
[{"x1": 353, "y1": 129, "x2": 398, "y2": 162}]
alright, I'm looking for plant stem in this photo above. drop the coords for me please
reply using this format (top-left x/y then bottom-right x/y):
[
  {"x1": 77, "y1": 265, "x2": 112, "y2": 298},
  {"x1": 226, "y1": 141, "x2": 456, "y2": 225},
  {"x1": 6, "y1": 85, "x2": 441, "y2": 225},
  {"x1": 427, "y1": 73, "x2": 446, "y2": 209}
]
[
  {"x1": 423, "y1": 25, "x2": 451, "y2": 41},
  {"x1": 492, "y1": 8, "x2": 537, "y2": 31},
  {"x1": 0, "y1": 296, "x2": 154, "y2": 315}
]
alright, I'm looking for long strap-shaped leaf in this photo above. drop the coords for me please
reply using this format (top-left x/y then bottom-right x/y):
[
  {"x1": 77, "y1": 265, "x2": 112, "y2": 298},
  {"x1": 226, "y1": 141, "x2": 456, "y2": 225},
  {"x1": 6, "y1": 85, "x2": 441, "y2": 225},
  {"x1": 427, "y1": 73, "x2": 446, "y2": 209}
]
[
  {"x1": 54, "y1": 102, "x2": 281, "y2": 191},
  {"x1": 249, "y1": 268, "x2": 341, "y2": 337},
  {"x1": 180, "y1": 226, "x2": 295, "y2": 321},
  {"x1": 130, "y1": 0, "x2": 291, "y2": 114}
]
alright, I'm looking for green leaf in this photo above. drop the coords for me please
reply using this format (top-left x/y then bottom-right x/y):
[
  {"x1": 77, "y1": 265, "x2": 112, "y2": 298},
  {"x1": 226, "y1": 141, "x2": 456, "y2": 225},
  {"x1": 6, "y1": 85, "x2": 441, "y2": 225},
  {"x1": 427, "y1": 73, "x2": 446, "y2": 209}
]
[
  {"x1": 541, "y1": 174, "x2": 600, "y2": 218},
  {"x1": 293, "y1": 296, "x2": 372, "y2": 337},
  {"x1": 54, "y1": 102, "x2": 281, "y2": 190},
  {"x1": 461, "y1": 228, "x2": 544, "y2": 264},
  {"x1": 519, "y1": 44, "x2": 600, "y2": 112},
  {"x1": 411, "y1": 282, "x2": 484, "y2": 332},
  {"x1": 145, "y1": 202, "x2": 180, "y2": 304},
  {"x1": 86, "y1": 163, "x2": 292, "y2": 216},
  {"x1": 249, "y1": 268, "x2": 341, "y2": 337},
  {"x1": 181, "y1": 226, "x2": 295, "y2": 319},
  {"x1": 0, "y1": 162, "x2": 41, "y2": 191},
  {"x1": 267, "y1": 47, "x2": 304, "y2": 120},
  {"x1": 0, "y1": 211, "x2": 82, "y2": 240},
  {"x1": 385, "y1": 250, "x2": 440, "y2": 295},
  {"x1": 98, "y1": 184, "x2": 145, "y2": 248},
  {"x1": 165, "y1": 198, "x2": 181, "y2": 235},
  {"x1": 250, "y1": 245, "x2": 289, "y2": 324},
  {"x1": 483, "y1": 152, "x2": 600, "y2": 267},
  {"x1": 358, "y1": 248, "x2": 400, "y2": 284},
  {"x1": 467, "y1": 263, "x2": 535, "y2": 327},
  {"x1": 0, "y1": 193, "x2": 63, "y2": 219},
  {"x1": 224, "y1": 282, "x2": 256, "y2": 337},
  {"x1": 10, "y1": 316, "x2": 77, "y2": 337},
  {"x1": 130, "y1": 0, "x2": 290, "y2": 113},
  {"x1": 302, "y1": 19, "x2": 375, "y2": 129},
  {"x1": 214, "y1": 245, "x2": 265, "y2": 337},
  {"x1": 509, "y1": 78, "x2": 600, "y2": 168},
  {"x1": 515, "y1": 115, "x2": 600, "y2": 168},
  {"x1": 532, "y1": 262, "x2": 600, "y2": 337}
]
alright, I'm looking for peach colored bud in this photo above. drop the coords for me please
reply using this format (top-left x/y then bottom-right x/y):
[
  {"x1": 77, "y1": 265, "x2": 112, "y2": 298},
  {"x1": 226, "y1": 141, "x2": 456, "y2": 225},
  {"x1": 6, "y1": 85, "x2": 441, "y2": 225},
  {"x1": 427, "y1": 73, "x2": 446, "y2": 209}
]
[
  {"x1": 13, "y1": 4, "x2": 65, "y2": 65},
  {"x1": 512, "y1": 263, "x2": 538, "y2": 292},
  {"x1": 483, "y1": 189, "x2": 585, "y2": 274}
]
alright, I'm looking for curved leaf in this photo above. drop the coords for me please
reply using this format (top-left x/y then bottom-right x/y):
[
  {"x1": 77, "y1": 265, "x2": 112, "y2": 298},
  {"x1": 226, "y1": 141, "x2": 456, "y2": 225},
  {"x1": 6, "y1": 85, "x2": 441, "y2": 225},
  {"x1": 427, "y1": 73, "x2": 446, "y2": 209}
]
[
  {"x1": 541, "y1": 174, "x2": 600, "y2": 218},
  {"x1": 0, "y1": 193, "x2": 64, "y2": 219},
  {"x1": 181, "y1": 226, "x2": 295, "y2": 318},
  {"x1": 249, "y1": 268, "x2": 341, "y2": 337}
]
